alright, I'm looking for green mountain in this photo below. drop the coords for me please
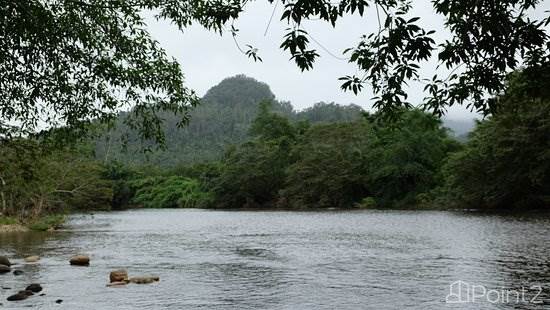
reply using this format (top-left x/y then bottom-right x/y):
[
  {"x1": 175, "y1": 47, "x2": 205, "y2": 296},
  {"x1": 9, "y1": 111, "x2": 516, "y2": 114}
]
[
  {"x1": 95, "y1": 75, "x2": 363, "y2": 166},
  {"x1": 95, "y1": 75, "x2": 475, "y2": 166}
]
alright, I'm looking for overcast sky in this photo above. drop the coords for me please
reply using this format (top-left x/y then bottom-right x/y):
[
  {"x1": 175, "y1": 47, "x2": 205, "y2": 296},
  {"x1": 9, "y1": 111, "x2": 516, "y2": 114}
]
[{"x1": 145, "y1": 1, "x2": 549, "y2": 120}]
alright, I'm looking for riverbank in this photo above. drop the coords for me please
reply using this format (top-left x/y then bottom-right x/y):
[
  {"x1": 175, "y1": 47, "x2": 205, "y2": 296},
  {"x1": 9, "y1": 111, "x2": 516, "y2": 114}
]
[
  {"x1": 0, "y1": 223, "x2": 29, "y2": 233},
  {"x1": 0, "y1": 215, "x2": 65, "y2": 233}
]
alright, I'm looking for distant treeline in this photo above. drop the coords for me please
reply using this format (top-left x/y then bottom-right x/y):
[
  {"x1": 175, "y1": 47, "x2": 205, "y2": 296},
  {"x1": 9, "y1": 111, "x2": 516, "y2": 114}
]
[{"x1": 1, "y1": 68, "x2": 548, "y2": 221}]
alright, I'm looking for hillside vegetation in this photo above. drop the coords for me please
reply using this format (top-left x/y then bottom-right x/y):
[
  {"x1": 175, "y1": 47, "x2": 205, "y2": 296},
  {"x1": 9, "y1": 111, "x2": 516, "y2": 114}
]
[{"x1": 94, "y1": 75, "x2": 470, "y2": 166}]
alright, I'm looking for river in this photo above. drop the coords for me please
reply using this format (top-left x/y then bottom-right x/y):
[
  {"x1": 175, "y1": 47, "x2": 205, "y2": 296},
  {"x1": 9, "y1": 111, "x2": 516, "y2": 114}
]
[{"x1": 1, "y1": 209, "x2": 550, "y2": 309}]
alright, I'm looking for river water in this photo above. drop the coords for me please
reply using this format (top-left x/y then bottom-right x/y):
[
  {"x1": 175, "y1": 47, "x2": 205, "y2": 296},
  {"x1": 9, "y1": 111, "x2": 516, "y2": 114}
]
[{"x1": 1, "y1": 209, "x2": 550, "y2": 309}]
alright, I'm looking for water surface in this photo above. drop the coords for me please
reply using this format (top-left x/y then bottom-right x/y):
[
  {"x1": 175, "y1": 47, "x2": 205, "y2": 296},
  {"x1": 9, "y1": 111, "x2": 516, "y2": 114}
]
[{"x1": 1, "y1": 209, "x2": 550, "y2": 309}]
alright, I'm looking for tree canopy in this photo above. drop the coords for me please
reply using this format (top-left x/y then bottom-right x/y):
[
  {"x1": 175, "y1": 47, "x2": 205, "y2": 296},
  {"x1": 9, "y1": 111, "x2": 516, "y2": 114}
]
[
  {"x1": 438, "y1": 64, "x2": 550, "y2": 209},
  {"x1": 1, "y1": 0, "x2": 549, "y2": 142}
]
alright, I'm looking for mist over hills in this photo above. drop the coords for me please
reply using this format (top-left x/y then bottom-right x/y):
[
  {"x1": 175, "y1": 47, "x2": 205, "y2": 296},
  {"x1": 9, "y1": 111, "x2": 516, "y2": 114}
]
[
  {"x1": 442, "y1": 118, "x2": 476, "y2": 137},
  {"x1": 95, "y1": 75, "x2": 474, "y2": 166}
]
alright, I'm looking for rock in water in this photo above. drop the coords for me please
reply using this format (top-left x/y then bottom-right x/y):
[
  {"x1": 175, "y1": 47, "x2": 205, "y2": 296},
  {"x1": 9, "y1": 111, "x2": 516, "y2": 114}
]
[
  {"x1": 69, "y1": 255, "x2": 90, "y2": 266},
  {"x1": 25, "y1": 284, "x2": 42, "y2": 293},
  {"x1": 109, "y1": 269, "x2": 128, "y2": 283},
  {"x1": 7, "y1": 292, "x2": 29, "y2": 301},
  {"x1": 0, "y1": 264, "x2": 10, "y2": 274},
  {"x1": 13, "y1": 270, "x2": 24, "y2": 275},
  {"x1": 55, "y1": 299, "x2": 63, "y2": 304},
  {"x1": 129, "y1": 276, "x2": 160, "y2": 284},
  {"x1": 0, "y1": 256, "x2": 11, "y2": 266},
  {"x1": 24, "y1": 255, "x2": 40, "y2": 263},
  {"x1": 18, "y1": 290, "x2": 34, "y2": 297}
]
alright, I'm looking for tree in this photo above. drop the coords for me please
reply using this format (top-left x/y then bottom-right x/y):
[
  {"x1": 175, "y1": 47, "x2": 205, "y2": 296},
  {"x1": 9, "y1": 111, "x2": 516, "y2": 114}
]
[
  {"x1": 440, "y1": 65, "x2": 550, "y2": 209},
  {"x1": 130, "y1": 176, "x2": 212, "y2": 208},
  {"x1": 2, "y1": 1, "x2": 549, "y2": 142},
  {"x1": 295, "y1": 102, "x2": 363, "y2": 123},
  {"x1": 249, "y1": 100, "x2": 297, "y2": 141},
  {"x1": 1, "y1": 0, "x2": 208, "y2": 142},
  {"x1": 364, "y1": 110, "x2": 461, "y2": 207},
  {"x1": 0, "y1": 140, "x2": 113, "y2": 218},
  {"x1": 210, "y1": 102, "x2": 297, "y2": 208},
  {"x1": 280, "y1": 122, "x2": 372, "y2": 209},
  {"x1": 281, "y1": 110, "x2": 459, "y2": 209}
]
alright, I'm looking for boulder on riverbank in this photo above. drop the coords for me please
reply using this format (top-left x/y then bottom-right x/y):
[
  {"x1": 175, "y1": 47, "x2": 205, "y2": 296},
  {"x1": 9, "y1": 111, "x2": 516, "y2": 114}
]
[
  {"x1": 128, "y1": 276, "x2": 160, "y2": 284},
  {"x1": 0, "y1": 264, "x2": 11, "y2": 274},
  {"x1": 110, "y1": 269, "x2": 128, "y2": 283},
  {"x1": 24, "y1": 255, "x2": 40, "y2": 263},
  {"x1": 69, "y1": 255, "x2": 90, "y2": 266},
  {"x1": 0, "y1": 256, "x2": 12, "y2": 266}
]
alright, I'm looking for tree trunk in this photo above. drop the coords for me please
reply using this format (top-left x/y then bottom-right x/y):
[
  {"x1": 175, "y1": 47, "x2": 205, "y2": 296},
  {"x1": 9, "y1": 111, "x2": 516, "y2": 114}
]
[
  {"x1": 0, "y1": 176, "x2": 6, "y2": 216},
  {"x1": 30, "y1": 196, "x2": 46, "y2": 219}
]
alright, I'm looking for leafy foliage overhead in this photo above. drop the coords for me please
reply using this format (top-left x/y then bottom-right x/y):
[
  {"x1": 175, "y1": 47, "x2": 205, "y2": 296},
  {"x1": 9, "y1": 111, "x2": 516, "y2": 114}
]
[
  {"x1": 271, "y1": 0, "x2": 550, "y2": 116},
  {"x1": 1, "y1": 0, "x2": 548, "y2": 143},
  {"x1": 0, "y1": 0, "x2": 236, "y2": 142}
]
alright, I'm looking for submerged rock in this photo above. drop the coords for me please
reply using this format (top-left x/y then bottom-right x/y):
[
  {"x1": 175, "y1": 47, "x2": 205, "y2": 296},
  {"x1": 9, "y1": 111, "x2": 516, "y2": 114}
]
[
  {"x1": 0, "y1": 256, "x2": 11, "y2": 266},
  {"x1": 24, "y1": 255, "x2": 40, "y2": 263},
  {"x1": 109, "y1": 269, "x2": 128, "y2": 283},
  {"x1": 0, "y1": 264, "x2": 11, "y2": 274},
  {"x1": 26, "y1": 284, "x2": 42, "y2": 293},
  {"x1": 129, "y1": 276, "x2": 160, "y2": 284},
  {"x1": 69, "y1": 255, "x2": 90, "y2": 266},
  {"x1": 13, "y1": 270, "x2": 24, "y2": 275},
  {"x1": 106, "y1": 281, "x2": 128, "y2": 287}
]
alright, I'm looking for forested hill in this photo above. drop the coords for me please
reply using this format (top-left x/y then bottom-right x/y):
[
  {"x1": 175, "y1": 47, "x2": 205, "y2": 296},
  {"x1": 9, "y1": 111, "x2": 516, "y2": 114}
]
[
  {"x1": 94, "y1": 75, "x2": 364, "y2": 166},
  {"x1": 94, "y1": 75, "x2": 473, "y2": 166}
]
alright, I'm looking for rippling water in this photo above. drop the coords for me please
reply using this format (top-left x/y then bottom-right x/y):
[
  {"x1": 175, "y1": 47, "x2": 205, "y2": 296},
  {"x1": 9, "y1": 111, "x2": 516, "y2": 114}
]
[{"x1": 1, "y1": 209, "x2": 550, "y2": 309}]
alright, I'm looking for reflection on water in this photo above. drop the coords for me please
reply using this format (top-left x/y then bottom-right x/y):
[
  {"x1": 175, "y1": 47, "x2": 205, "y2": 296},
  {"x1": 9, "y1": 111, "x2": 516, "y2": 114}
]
[{"x1": 1, "y1": 209, "x2": 550, "y2": 309}]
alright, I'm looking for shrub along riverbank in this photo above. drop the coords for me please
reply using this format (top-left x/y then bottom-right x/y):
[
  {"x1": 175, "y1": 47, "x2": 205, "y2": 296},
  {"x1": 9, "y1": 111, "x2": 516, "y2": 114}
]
[
  {"x1": 0, "y1": 215, "x2": 65, "y2": 232},
  {"x1": 0, "y1": 68, "x2": 549, "y2": 228}
]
